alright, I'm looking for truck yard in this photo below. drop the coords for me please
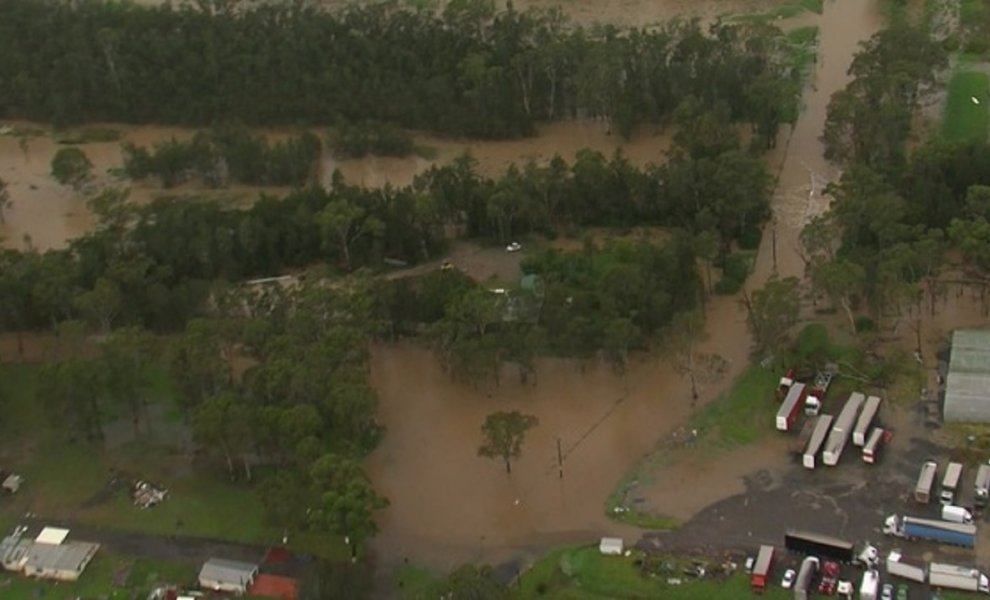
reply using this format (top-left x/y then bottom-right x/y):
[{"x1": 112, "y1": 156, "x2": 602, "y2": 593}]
[{"x1": 636, "y1": 365, "x2": 990, "y2": 599}]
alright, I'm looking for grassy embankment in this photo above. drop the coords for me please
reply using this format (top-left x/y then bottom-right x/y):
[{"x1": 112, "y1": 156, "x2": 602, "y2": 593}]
[
  {"x1": 942, "y1": 60, "x2": 989, "y2": 142},
  {"x1": 731, "y1": 0, "x2": 824, "y2": 24},
  {"x1": 395, "y1": 545, "x2": 794, "y2": 600}
]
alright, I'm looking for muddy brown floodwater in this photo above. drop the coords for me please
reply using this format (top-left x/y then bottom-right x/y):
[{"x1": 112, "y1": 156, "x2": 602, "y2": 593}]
[{"x1": 366, "y1": 0, "x2": 888, "y2": 574}]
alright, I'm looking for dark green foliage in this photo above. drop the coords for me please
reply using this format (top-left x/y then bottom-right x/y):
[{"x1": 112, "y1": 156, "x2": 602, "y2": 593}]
[
  {"x1": 714, "y1": 253, "x2": 751, "y2": 295},
  {"x1": 329, "y1": 122, "x2": 415, "y2": 158},
  {"x1": 123, "y1": 127, "x2": 321, "y2": 187},
  {"x1": 50, "y1": 147, "x2": 93, "y2": 189},
  {"x1": 0, "y1": 1, "x2": 798, "y2": 139},
  {"x1": 854, "y1": 316, "x2": 876, "y2": 332}
]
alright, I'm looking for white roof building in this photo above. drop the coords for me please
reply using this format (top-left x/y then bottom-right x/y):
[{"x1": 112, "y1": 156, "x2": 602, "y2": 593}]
[
  {"x1": 945, "y1": 329, "x2": 990, "y2": 421},
  {"x1": 198, "y1": 557, "x2": 258, "y2": 594}
]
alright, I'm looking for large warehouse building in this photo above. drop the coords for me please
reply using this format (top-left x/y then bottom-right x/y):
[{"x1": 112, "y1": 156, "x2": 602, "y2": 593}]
[{"x1": 944, "y1": 329, "x2": 990, "y2": 422}]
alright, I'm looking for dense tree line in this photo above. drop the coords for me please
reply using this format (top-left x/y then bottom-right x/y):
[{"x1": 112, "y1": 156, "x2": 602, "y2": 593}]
[
  {"x1": 807, "y1": 22, "x2": 990, "y2": 340},
  {"x1": 0, "y1": 0, "x2": 799, "y2": 142},
  {"x1": 123, "y1": 126, "x2": 321, "y2": 187}
]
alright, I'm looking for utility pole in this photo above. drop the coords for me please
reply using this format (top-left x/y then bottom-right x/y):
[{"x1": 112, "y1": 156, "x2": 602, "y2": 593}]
[
  {"x1": 771, "y1": 219, "x2": 778, "y2": 273},
  {"x1": 557, "y1": 437, "x2": 564, "y2": 479}
]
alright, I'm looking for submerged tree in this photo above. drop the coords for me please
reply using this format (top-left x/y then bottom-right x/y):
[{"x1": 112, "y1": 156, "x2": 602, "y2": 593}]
[{"x1": 478, "y1": 410, "x2": 539, "y2": 475}]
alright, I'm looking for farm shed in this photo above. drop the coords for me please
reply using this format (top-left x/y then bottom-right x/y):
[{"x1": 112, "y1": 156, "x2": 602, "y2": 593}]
[
  {"x1": 944, "y1": 329, "x2": 990, "y2": 421},
  {"x1": 21, "y1": 540, "x2": 100, "y2": 581},
  {"x1": 199, "y1": 557, "x2": 259, "y2": 594}
]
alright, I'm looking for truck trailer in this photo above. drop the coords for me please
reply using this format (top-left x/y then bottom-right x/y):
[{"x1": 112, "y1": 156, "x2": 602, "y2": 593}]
[
  {"x1": 793, "y1": 556, "x2": 819, "y2": 600},
  {"x1": 885, "y1": 549, "x2": 926, "y2": 583},
  {"x1": 928, "y1": 562, "x2": 990, "y2": 593},
  {"x1": 751, "y1": 544, "x2": 775, "y2": 593},
  {"x1": 976, "y1": 462, "x2": 990, "y2": 509},
  {"x1": 784, "y1": 530, "x2": 855, "y2": 563},
  {"x1": 940, "y1": 462, "x2": 963, "y2": 505},
  {"x1": 776, "y1": 382, "x2": 807, "y2": 432},
  {"x1": 882, "y1": 515, "x2": 976, "y2": 548},
  {"x1": 803, "y1": 414, "x2": 834, "y2": 469},
  {"x1": 852, "y1": 395, "x2": 882, "y2": 447},
  {"x1": 858, "y1": 569, "x2": 878, "y2": 600},
  {"x1": 915, "y1": 461, "x2": 938, "y2": 504},
  {"x1": 861, "y1": 427, "x2": 886, "y2": 464},
  {"x1": 791, "y1": 418, "x2": 817, "y2": 454},
  {"x1": 822, "y1": 393, "x2": 865, "y2": 466}
]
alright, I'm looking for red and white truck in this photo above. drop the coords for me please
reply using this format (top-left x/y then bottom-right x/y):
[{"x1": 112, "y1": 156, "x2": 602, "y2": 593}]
[
  {"x1": 776, "y1": 382, "x2": 807, "y2": 432},
  {"x1": 750, "y1": 545, "x2": 775, "y2": 593}
]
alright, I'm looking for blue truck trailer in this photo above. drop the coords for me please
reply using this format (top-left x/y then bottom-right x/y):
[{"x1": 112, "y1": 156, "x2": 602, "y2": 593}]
[{"x1": 883, "y1": 514, "x2": 976, "y2": 548}]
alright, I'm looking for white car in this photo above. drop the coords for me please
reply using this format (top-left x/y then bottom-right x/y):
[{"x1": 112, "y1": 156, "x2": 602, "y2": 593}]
[
  {"x1": 881, "y1": 583, "x2": 894, "y2": 600},
  {"x1": 781, "y1": 569, "x2": 796, "y2": 589},
  {"x1": 506, "y1": 241, "x2": 522, "y2": 252}
]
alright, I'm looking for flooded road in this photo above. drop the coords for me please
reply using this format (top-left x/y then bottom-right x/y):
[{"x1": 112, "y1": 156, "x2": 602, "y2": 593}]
[{"x1": 754, "y1": 0, "x2": 886, "y2": 281}]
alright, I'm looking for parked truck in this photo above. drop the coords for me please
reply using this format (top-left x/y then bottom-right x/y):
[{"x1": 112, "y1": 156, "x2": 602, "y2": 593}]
[
  {"x1": 793, "y1": 556, "x2": 819, "y2": 600},
  {"x1": 784, "y1": 530, "x2": 855, "y2": 563},
  {"x1": 791, "y1": 418, "x2": 817, "y2": 454},
  {"x1": 975, "y1": 462, "x2": 990, "y2": 509},
  {"x1": 885, "y1": 549, "x2": 926, "y2": 583},
  {"x1": 861, "y1": 427, "x2": 886, "y2": 464},
  {"x1": 858, "y1": 569, "x2": 878, "y2": 600},
  {"x1": 915, "y1": 461, "x2": 938, "y2": 504},
  {"x1": 942, "y1": 504, "x2": 974, "y2": 524},
  {"x1": 940, "y1": 461, "x2": 963, "y2": 505},
  {"x1": 852, "y1": 395, "x2": 882, "y2": 447},
  {"x1": 822, "y1": 393, "x2": 865, "y2": 466},
  {"x1": 776, "y1": 383, "x2": 807, "y2": 432},
  {"x1": 882, "y1": 515, "x2": 976, "y2": 548},
  {"x1": 803, "y1": 415, "x2": 834, "y2": 470},
  {"x1": 928, "y1": 562, "x2": 990, "y2": 593},
  {"x1": 751, "y1": 544, "x2": 775, "y2": 593}
]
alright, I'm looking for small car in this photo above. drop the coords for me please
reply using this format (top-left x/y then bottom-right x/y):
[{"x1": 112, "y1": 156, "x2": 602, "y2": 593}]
[
  {"x1": 506, "y1": 241, "x2": 522, "y2": 252},
  {"x1": 781, "y1": 568, "x2": 796, "y2": 589},
  {"x1": 896, "y1": 583, "x2": 909, "y2": 600},
  {"x1": 881, "y1": 583, "x2": 894, "y2": 600},
  {"x1": 744, "y1": 556, "x2": 755, "y2": 572}
]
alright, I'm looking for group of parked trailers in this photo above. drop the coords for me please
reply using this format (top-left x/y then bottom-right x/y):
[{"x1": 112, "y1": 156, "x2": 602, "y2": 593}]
[
  {"x1": 779, "y1": 387, "x2": 886, "y2": 468},
  {"x1": 886, "y1": 549, "x2": 990, "y2": 593}
]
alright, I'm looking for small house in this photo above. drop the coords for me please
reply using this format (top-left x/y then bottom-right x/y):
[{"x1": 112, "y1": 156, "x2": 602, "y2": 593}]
[
  {"x1": 599, "y1": 537, "x2": 624, "y2": 556},
  {"x1": 21, "y1": 540, "x2": 100, "y2": 581},
  {"x1": 199, "y1": 557, "x2": 259, "y2": 594}
]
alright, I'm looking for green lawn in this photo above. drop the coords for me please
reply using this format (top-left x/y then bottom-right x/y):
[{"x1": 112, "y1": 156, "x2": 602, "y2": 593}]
[
  {"x1": 961, "y1": 0, "x2": 986, "y2": 28},
  {"x1": 942, "y1": 69, "x2": 990, "y2": 142},
  {"x1": 513, "y1": 546, "x2": 792, "y2": 600},
  {"x1": 691, "y1": 366, "x2": 780, "y2": 450},
  {"x1": 0, "y1": 552, "x2": 197, "y2": 600}
]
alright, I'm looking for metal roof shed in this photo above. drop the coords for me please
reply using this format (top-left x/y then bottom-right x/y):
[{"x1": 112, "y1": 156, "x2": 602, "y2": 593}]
[
  {"x1": 199, "y1": 557, "x2": 259, "y2": 594},
  {"x1": 945, "y1": 329, "x2": 990, "y2": 422},
  {"x1": 35, "y1": 527, "x2": 69, "y2": 545}
]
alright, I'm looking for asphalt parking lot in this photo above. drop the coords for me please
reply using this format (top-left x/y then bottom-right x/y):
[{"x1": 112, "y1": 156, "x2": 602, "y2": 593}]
[{"x1": 639, "y1": 399, "x2": 988, "y2": 597}]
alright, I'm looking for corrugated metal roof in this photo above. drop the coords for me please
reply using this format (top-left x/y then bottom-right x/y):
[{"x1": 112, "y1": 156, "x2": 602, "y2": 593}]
[
  {"x1": 945, "y1": 329, "x2": 990, "y2": 422},
  {"x1": 199, "y1": 557, "x2": 258, "y2": 586}
]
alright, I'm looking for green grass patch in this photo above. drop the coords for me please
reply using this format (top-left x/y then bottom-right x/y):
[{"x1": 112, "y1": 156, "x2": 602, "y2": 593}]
[
  {"x1": 0, "y1": 552, "x2": 196, "y2": 600},
  {"x1": 692, "y1": 366, "x2": 779, "y2": 450},
  {"x1": 515, "y1": 546, "x2": 793, "y2": 600},
  {"x1": 942, "y1": 69, "x2": 990, "y2": 141},
  {"x1": 394, "y1": 564, "x2": 443, "y2": 599},
  {"x1": 961, "y1": 0, "x2": 985, "y2": 27},
  {"x1": 787, "y1": 25, "x2": 820, "y2": 77}
]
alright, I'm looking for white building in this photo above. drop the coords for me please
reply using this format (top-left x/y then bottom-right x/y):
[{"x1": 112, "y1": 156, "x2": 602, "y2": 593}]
[
  {"x1": 198, "y1": 557, "x2": 259, "y2": 594},
  {"x1": 944, "y1": 329, "x2": 990, "y2": 421}
]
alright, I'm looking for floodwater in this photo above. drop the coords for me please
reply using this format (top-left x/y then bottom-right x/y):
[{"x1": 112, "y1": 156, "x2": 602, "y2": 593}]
[
  {"x1": 366, "y1": 0, "x2": 887, "y2": 572},
  {"x1": 753, "y1": 0, "x2": 886, "y2": 282},
  {"x1": 367, "y1": 293, "x2": 753, "y2": 570}
]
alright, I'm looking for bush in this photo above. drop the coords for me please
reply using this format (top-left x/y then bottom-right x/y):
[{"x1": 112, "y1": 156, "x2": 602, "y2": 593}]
[
  {"x1": 50, "y1": 147, "x2": 93, "y2": 189},
  {"x1": 329, "y1": 122, "x2": 415, "y2": 158},
  {"x1": 737, "y1": 226, "x2": 763, "y2": 250},
  {"x1": 854, "y1": 316, "x2": 876, "y2": 333}
]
